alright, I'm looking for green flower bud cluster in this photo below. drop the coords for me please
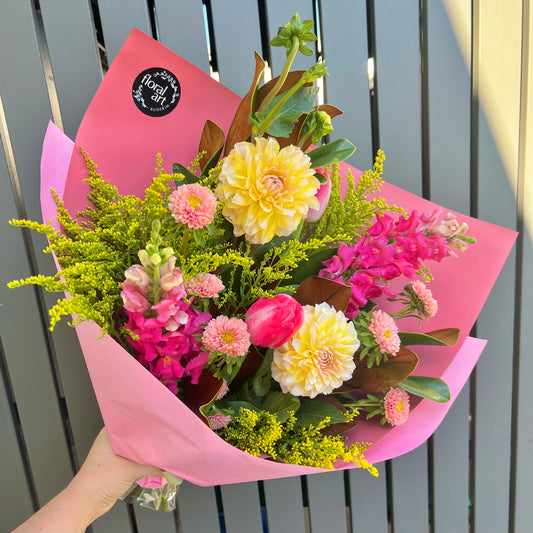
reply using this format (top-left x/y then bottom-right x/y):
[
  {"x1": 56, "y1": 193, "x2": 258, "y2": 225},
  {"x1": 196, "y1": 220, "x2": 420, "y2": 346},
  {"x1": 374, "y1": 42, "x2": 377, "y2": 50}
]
[{"x1": 270, "y1": 12, "x2": 317, "y2": 57}]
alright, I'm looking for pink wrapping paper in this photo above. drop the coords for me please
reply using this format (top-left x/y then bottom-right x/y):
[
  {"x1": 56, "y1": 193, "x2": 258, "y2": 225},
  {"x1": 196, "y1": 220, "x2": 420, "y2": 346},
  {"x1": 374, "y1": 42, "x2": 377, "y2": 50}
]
[{"x1": 40, "y1": 30, "x2": 517, "y2": 486}]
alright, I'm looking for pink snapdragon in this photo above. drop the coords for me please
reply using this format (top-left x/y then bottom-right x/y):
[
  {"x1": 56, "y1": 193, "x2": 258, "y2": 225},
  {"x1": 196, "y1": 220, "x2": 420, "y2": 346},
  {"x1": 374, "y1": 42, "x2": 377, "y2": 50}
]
[
  {"x1": 319, "y1": 211, "x2": 451, "y2": 317},
  {"x1": 168, "y1": 183, "x2": 217, "y2": 229}
]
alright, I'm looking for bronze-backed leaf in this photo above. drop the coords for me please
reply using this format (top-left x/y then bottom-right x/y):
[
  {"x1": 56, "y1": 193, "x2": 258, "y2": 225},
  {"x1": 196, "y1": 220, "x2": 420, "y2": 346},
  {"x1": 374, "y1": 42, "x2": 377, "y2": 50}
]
[
  {"x1": 278, "y1": 104, "x2": 344, "y2": 150},
  {"x1": 425, "y1": 328, "x2": 461, "y2": 346},
  {"x1": 337, "y1": 347, "x2": 419, "y2": 393},
  {"x1": 225, "y1": 52, "x2": 265, "y2": 154},
  {"x1": 313, "y1": 395, "x2": 357, "y2": 436},
  {"x1": 255, "y1": 70, "x2": 308, "y2": 111},
  {"x1": 230, "y1": 344, "x2": 265, "y2": 391},
  {"x1": 181, "y1": 372, "x2": 224, "y2": 425},
  {"x1": 293, "y1": 276, "x2": 351, "y2": 312},
  {"x1": 198, "y1": 119, "x2": 225, "y2": 171}
]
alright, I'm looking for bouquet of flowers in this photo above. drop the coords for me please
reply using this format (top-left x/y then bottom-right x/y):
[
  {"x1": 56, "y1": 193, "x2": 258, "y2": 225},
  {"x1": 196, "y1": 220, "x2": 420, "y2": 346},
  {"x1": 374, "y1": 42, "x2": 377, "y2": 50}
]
[{"x1": 8, "y1": 14, "x2": 515, "y2": 508}]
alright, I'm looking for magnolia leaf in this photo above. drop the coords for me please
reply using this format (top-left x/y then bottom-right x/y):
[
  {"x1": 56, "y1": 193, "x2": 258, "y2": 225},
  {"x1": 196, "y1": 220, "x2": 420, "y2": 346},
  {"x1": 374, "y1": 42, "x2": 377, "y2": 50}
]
[
  {"x1": 338, "y1": 347, "x2": 419, "y2": 393},
  {"x1": 230, "y1": 344, "x2": 265, "y2": 390},
  {"x1": 255, "y1": 70, "x2": 308, "y2": 110},
  {"x1": 308, "y1": 138, "x2": 356, "y2": 168},
  {"x1": 225, "y1": 52, "x2": 265, "y2": 154},
  {"x1": 181, "y1": 372, "x2": 225, "y2": 424},
  {"x1": 251, "y1": 349, "x2": 273, "y2": 397},
  {"x1": 292, "y1": 276, "x2": 351, "y2": 312},
  {"x1": 399, "y1": 376, "x2": 451, "y2": 403},
  {"x1": 399, "y1": 328, "x2": 460, "y2": 347},
  {"x1": 264, "y1": 391, "x2": 301, "y2": 423},
  {"x1": 198, "y1": 119, "x2": 225, "y2": 172},
  {"x1": 280, "y1": 247, "x2": 338, "y2": 286},
  {"x1": 172, "y1": 163, "x2": 198, "y2": 184},
  {"x1": 294, "y1": 398, "x2": 347, "y2": 427},
  {"x1": 264, "y1": 86, "x2": 319, "y2": 138},
  {"x1": 313, "y1": 395, "x2": 357, "y2": 436}
]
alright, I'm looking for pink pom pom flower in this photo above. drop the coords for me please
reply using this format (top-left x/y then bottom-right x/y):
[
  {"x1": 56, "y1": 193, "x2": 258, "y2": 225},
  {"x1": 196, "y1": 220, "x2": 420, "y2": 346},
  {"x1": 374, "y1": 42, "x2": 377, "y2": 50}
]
[
  {"x1": 384, "y1": 387, "x2": 410, "y2": 426},
  {"x1": 202, "y1": 316, "x2": 250, "y2": 357},
  {"x1": 168, "y1": 183, "x2": 217, "y2": 229}
]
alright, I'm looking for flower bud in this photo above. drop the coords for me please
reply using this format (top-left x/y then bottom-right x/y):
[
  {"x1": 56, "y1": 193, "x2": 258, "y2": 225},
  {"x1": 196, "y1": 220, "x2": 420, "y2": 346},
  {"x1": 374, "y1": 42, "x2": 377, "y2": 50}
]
[{"x1": 245, "y1": 294, "x2": 304, "y2": 348}]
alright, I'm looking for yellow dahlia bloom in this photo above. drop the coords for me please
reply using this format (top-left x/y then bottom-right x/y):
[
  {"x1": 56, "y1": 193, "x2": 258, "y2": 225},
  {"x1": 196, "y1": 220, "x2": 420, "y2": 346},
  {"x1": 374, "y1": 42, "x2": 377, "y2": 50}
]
[
  {"x1": 216, "y1": 137, "x2": 320, "y2": 244},
  {"x1": 272, "y1": 303, "x2": 359, "y2": 398}
]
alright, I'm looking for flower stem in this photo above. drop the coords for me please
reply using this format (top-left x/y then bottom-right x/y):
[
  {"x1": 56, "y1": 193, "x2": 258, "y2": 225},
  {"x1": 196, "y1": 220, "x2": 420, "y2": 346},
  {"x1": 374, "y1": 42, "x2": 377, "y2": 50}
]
[{"x1": 257, "y1": 38, "x2": 300, "y2": 116}]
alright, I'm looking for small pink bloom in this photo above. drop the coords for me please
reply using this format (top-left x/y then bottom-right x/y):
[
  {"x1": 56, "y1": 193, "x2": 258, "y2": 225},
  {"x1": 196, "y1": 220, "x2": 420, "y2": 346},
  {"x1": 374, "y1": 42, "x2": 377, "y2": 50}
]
[
  {"x1": 384, "y1": 387, "x2": 410, "y2": 426},
  {"x1": 121, "y1": 279, "x2": 151, "y2": 313},
  {"x1": 168, "y1": 183, "x2": 217, "y2": 229},
  {"x1": 202, "y1": 316, "x2": 250, "y2": 357},
  {"x1": 306, "y1": 170, "x2": 331, "y2": 223},
  {"x1": 410, "y1": 280, "x2": 438, "y2": 318},
  {"x1": 368, "y1": 309, "x2": 401, "y2": 356},
  {"x1": 216, "y1": 379, "x2": 229, "y2": 399},
  {"x1": 429, "y1": 212, "x2": 462, "y2": 238},
  {"x1": 209, "y1": 413, "x2": 232, "y2": 430},
  {"x1": 124, "y1": 264, "x2": 151, "y2": 290},
  {"x1": 245, "y1": 294, "x2": 304, "y2": 348},
  {"x1": 185, "y1": 273, "x2": 225, "y2": 298}
]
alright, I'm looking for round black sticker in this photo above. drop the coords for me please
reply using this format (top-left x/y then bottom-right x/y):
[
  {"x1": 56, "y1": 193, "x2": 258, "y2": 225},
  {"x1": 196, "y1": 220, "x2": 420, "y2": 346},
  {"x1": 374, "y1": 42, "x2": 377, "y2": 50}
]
[{"x1": 132, "y1": 67, "x2": 181, "y2": 117}]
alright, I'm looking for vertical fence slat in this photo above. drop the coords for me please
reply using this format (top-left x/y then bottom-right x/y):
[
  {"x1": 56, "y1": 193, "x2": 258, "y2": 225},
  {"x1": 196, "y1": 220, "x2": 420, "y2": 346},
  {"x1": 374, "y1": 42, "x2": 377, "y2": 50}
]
[
  {"x1": 39, "y1": 0, "x2": 102, "y2": 138},
  {"x1": 178, "y1": 483, "x2": 221, "y2": 533},
  {"x1": 475, "y1": 2, "x2": 521, "y2": 531},
  {"x1": 391, "y1": 445, "x2": 429, "y2": 533},
  {"x1": 98, "y1": 0, "x2": 152, "y2": 64},
  {"x1": 426, "y1": 3, "x2": 472, "y2": 532},
  {"x1": 307, "y1": 471, "x2": 347, "y2": 533},
  {"x1": 210, "y1": 0, "x2": 263, "y2": 96},
  {"x1": 220, "y1": 482, "x2": 264, "y2": 533},
  {"x1": 375, "y1": 0, "x2": 422, "y2": 196},
  {"x1": 153, "y1": 0, "x2": 210, "y2": 73},
  {"x1": 0, "y1": 138, "x2": 35, "y2": 530},
  {"x1": 0, "y1": 0, "x2": 75, "y2": 507},
  {"x1": 263, "y1": 477, "x2": 306, "y2": 533},
  {"x1": 320, "y1": 0, "x2": 372, "y2": 168},
  {"x1": 350, "y1": 465, "x2": 388, "y2": 533},
  {"x1": 265, "y1": 0, "x2": 316, "y2": 75},
  {"x1": 514, "y1": 4, "x2": 533, "y2": 529}
]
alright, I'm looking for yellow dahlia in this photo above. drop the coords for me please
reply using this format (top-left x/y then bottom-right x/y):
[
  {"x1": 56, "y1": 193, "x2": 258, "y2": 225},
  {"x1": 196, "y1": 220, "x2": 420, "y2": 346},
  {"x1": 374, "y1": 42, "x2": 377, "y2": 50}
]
[
  {"x1": 216, "y1": 137, "x2": 320, "y2": 244},
  {"x1": 272, "y1": 303, "x2": 359, "y2": 398}
]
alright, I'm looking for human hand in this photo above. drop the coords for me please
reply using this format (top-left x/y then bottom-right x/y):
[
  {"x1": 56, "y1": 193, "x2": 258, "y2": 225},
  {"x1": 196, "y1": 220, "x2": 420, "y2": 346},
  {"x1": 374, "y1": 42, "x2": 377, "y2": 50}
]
[{"x1": 12, "y1": 428, "x2": 162, "y2": 533}]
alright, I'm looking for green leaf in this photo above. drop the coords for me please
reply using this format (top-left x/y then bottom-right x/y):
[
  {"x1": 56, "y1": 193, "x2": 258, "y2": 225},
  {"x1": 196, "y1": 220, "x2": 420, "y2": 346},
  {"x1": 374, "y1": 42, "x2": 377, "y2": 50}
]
[
  {"x1": 279, "y1": 247, "x2": 337, "y2": 286},
  {"x1": 294, "y1": 399, "x2": 347, "y2": 427},
  {"x1": 399, "y1": 328, "x2": 460, "y2": 347},
  {"x1": 308, "y1": 138, "x2": 356, "y2": 168},
  {"x1": 264, "y1": 391, "x2": 301, "y2": 423},
  {"x1": 201, "y1": 145, "x2": 224, "y2": 177},
  {"x1": 264, "y1": 86, "x2": 319, "y2": 137},
  {"x1": 398, "y1": 376, "x2": 451, "y2": 403},
  {"x1": 223, "y1": 400, "x2": 261, "y2": 413},
  {"x1": 172, "y1": 163, "x2": 198, "y2": 184},
  {"x1": 251, "y1": 349, "x2": 273, "y2": 397},
  {"x1": 162, "y1": 471, "x2": 184, "y2": 486},
  {"x1": 315, "y1": 171, "x2": 328, "y2": 184}
]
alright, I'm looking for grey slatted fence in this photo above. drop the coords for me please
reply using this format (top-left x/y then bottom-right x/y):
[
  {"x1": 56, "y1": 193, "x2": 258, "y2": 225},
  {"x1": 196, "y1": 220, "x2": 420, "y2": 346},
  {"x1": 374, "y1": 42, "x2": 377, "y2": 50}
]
[{"x1": 0, "y1": 1, "x2": 531, "y2": 533}]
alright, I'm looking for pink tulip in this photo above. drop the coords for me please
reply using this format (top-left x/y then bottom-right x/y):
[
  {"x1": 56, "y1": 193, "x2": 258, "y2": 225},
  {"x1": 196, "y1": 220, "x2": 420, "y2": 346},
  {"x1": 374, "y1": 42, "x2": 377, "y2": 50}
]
[{"x1": 245, "y1": 294, "x2": 304, "y2": 348}]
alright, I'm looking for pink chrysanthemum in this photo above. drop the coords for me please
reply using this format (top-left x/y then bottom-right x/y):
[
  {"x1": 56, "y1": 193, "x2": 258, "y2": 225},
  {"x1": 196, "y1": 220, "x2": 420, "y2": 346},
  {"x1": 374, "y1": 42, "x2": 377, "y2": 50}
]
[
  {"x1": 410, "y1": 280, "x2": 438, "y2": 318},
  {"x1": 209, "y1": 413, "x2": 232, "y2": 430},
  {"x1": 168, "y1": 183, "x2": 217, "y2": 229},
  {"x1": 185, "y1": 273, "x2": 225, "y2": 298},
  {"x1": 202, "y1": 316, "x2": 250, "y2": 357},
  {"x1": 368, "y1": 309, "x2": 401, "y2": 356},
  {"x1": 384, "y1": 387, "x2": 410, "y2": 426}
]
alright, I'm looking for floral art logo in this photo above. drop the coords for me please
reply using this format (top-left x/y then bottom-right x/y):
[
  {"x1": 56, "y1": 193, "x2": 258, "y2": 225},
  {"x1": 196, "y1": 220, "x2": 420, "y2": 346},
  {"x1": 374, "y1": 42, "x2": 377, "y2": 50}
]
[{"x1": 132, "y1": 67, "x2": 181, "y2": 117}]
